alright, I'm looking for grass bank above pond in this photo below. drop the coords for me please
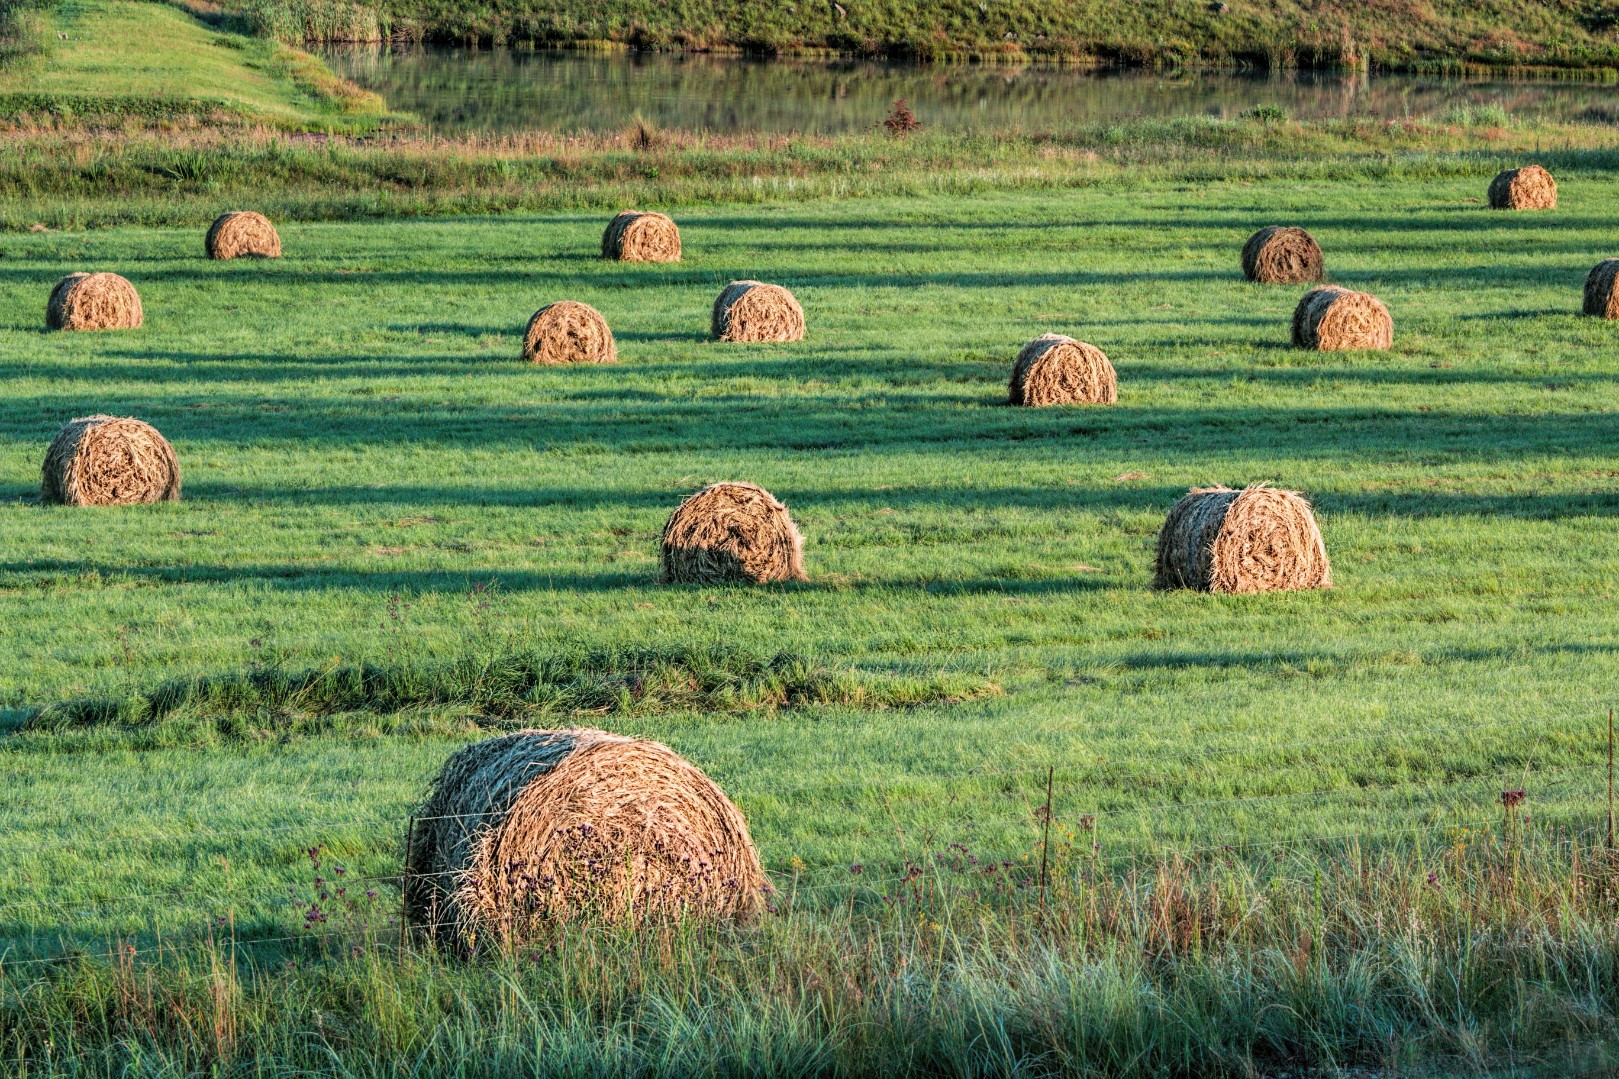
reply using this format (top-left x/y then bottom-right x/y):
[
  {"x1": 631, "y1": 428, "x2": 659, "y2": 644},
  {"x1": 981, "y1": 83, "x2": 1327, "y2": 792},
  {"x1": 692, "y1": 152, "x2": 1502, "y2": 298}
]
[
  {"x1": 0, "y1": 0, "x2": 392, "y2": 129},
  {"x1": 2, "y1": 114, "x2": 1619, "y2": 229},
  {"x1": 236, "y1": 0, "x2": 1619, "y2": 73}
]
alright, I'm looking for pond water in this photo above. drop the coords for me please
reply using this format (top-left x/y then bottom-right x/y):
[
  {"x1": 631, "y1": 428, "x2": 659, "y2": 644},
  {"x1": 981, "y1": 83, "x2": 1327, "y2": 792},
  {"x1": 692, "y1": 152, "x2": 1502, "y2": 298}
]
[{"x1": 322, "y1": 47, "x2": 1619, "y2": 135}]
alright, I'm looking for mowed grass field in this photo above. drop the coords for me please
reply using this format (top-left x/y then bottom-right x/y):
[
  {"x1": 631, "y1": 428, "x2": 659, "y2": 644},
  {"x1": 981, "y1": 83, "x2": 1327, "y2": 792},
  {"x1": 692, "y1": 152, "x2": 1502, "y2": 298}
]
[{"x1": 2, "y1": 175, "x2": 1618, "y2": 956}]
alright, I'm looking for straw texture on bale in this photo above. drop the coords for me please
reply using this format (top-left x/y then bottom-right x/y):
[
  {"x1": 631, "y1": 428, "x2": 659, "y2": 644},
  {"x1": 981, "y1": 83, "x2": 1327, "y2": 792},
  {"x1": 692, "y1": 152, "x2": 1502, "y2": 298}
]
[
  {"x1": 711, "y1": 281, "x2": 805, "y2": 343},
  {"x1": 1488, "y1": 165, "x2": 1557, "y2": 210},
  {"x1": 1291, "y1": 286, "x2": 1392, "y2": 351},
  {"x1": 1153, "y1": 485, "x2": 1331, "y2": 594},
  {"x1": 41, "y1": 415, "x2": 180, "y2": 506},
  {"x1": 46, "y1": 273, "x2": 142, "y2": 332},
  {"x1": 205, "y1": 211, "x2": 281, "y2": 259},
  {"x1": 521, "y1": 301, "x2": 617, "y2": 365},
  {"x1": 1241, "y1": 226, "x2": 1324, "y2": 284},
  {"x1": 1583, "y1": 259, "x2": 1619, "y2": 320},
  {"x1": 661, "y1": 482, "x2": 806, "y2": 584},
  {"x1": 1008, "y1": 333, "x2": 1117, "y2": 406},
  {"x1": 403, "y1": 728, "x2": 766, "y2": 944},
  {"x1": 601, "y1": 211, "x2": 681, "y2": 262}
]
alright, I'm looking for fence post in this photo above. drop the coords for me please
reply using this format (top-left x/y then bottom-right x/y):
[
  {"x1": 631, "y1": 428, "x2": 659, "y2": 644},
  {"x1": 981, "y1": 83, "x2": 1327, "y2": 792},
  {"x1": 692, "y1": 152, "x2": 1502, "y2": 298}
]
[
  {"x1": 400, "y1": 815, "x2": 415, "y2": 954},
  {"x1": 1607, "y1": 711, "x2": 1614, "y2": 853}
]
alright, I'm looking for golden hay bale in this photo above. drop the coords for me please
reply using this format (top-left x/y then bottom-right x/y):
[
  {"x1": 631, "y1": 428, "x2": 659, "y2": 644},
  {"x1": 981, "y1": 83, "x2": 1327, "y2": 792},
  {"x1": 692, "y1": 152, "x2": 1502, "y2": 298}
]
[
  {"x1": 205, "y1": 211, "x2": 282, "y2": 260},
  {"x1": 521, "y1": 300, "x2": 617, "y2": 365},
  {"x1": 41, "y1": 415, "x2": 180, "y2": 506},
  {"x1": 1241, "y1": 226, "x2": 1324, "y2": 285},
  {"x1": 711, "y1": 281, "x2": 806, "y2": 343},
  {"x1": 403, "y1": 728, "x2": 766, "y2": 944},
  {"x1": 45, "y1": 272, "x2": 143, "y2": 332},
  {"x1": 601, "y1": 210, "x2": 681, "y2": 262},
  {"x1": 1291, "y1": 286, "x2": 1392, "y2": 351},
  {"x1": 1008, "y1": 333, "x2": 1117, "y2": 406},
  {"x1": 1583, "y1": 259, "x2": 1619, "y2": 319},
  {"x1": 661, "y1": 481, "x2": 806, "y2": 584},
  {"x1": 1154, "y1": 485, "x2": 1331, "y2": 594},
  {"x1": 1488, "y1": 165, "x2": 1557, "y2": 210}
]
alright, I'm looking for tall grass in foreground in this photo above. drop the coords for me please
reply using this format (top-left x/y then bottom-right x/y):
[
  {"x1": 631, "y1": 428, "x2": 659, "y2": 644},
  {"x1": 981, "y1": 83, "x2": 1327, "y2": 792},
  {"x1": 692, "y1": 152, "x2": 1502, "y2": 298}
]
[{"x1": 5, "y1": 823, "x2": 1618, "y2": 1075}]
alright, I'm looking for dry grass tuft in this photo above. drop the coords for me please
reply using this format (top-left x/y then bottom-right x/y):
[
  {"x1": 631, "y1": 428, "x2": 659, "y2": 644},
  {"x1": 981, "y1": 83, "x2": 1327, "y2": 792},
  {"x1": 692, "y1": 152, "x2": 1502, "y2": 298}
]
[
  {"x1": 46, "y1": 273, "x2": 142, "y2": 331},
  {"x1": 521, "y1": 301, "x2": 617, "y2": 365},
  {"x1": 1008, "y1": 333, "x2": 1117, "y2": 406},
  {"x1": 1292, "y1": 286, "x2": 1392, "y2": 351},
  {"x1": 1154, "y1": 485, "x2": 1331, "y2": 593},
  {"x1": 1488, "y1": 164, "x2": 1557, "y2": 210},
  {"x1": 41, "y1": 415, "x2": 181, "y2": 506},
  {"x1": 711, "y1": 281, "x2": 805, "y2": 343},
  {"x1": 601, "y1": 211, "x2": 681, "y2": 262},
  {"x1": 205, "y1": 211, "x2": 281, "y2": 259},
  {"x1": 1583, "y1": 259, "x2": 1619, "y2": 319},
  {"x1": 1240, "y1": 226, "x2": 1324, "y2": 284},
  {"x1": 661, "y1": 482, "x2": 806, "y2": 584},
  {"x1": 403, "y1": 727, "x2": 766, "y2": 945}
]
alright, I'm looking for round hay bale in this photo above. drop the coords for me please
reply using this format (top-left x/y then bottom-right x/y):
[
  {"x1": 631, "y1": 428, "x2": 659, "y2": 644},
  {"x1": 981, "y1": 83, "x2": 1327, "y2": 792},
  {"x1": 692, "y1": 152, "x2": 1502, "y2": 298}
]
[
  {"x1": 41, "y1": 415, "x2": 180, "y2": 506},
  {"x1": 205, "y1": 211, "x2": 281, "y2": 260},
  {"x1": 601, "y1": 210, "x2": 681, "y2": 262},
  {"x1": 711, "y1": 281, "x2": 805, "y2": 343},
  {"x1": 1583, "y1": 258, "x2": 1619, "y2": 319},
  {"x1": 521, "y1": 300, "x2": 617, "y2": 365},
  {"x1": 1241, "y1": 226, "x2": 1324, "y2": 285},
  {"x1": 661, "y1": 481, "x2": 806, "y2": 584},
  {"x1": 1488, "y1": 165, "x2": 1557, "y2": 210},
  {"x1": 1008, "y1": 333, "x2": 1117, "y2": 406},
  {"x1": 1153, "y1": 485, "x2": 1331, "y2": 594},
  {"x1": 403, "y1": 727, "x2": 766, "y2": 944},
  {"x1": 1291, "y1": 286, "x2": 1392, "y2": 351},
  {"x1": 45, "y1": 272, "x2": 142, "y2": 332}
]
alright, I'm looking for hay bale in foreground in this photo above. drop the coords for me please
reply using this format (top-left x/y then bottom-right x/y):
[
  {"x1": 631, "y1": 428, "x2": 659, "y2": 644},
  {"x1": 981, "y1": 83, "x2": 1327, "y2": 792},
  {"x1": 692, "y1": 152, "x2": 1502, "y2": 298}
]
[
  {"x1": 522, "y1": 300, "x2": 617, "y2": 365},
  {"x1": 1291, "y1": 286, "x2": 1392, "y2": 351},
  {"x1": 711, "y1": 281, "x2": 805, "y2": 343},
  {"x1": 41, "y1": 415, "x2": 180, "y2": 506},
  {"x1": 601, "y1": 211, "x2": 681, "y2": 262},
  {"x1": 1488, "y1": 165, "x2": 1557, "y2": 210},
  {"x1": 1008, "y1": 333, "x2": 1117, "y2": 406},
  {"x1": 403, "y1": 728, "x2": 766, "y2": 944},
  {"x1": 205, "y1": 211, "x2": 281, "y2": 260},
  {"x1": 1241, "y1": 226, "x2": 1324, "y2": 285},
  {"x1": 1154, "y1": 485, "x2": 1330, "y2": 594},
  {"x1": 661, "y1": 481, "x2": 806, "y2": 584},
  {"x1": 1584, "y1": 259, "x2": 1619, "y2": 319},
  {"x1": 46, "y1": 273, "x2": 142, "y2": 332}
]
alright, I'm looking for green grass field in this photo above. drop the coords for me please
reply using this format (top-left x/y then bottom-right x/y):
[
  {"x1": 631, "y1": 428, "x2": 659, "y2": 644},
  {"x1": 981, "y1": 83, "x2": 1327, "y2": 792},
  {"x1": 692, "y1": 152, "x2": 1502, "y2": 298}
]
[{"x1": 3, "y1": 169, "x2": 1619, "y2": 1073}]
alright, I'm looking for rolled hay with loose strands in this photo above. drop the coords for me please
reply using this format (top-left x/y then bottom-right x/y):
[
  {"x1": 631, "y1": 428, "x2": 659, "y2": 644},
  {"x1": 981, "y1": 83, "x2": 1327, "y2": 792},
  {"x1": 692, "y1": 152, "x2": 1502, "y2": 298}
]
[
  {"x1": 1241, "y1": 226, "x2": 1324, "y2": 284},
  {"x1": 1291, "y1": 286, "x2": 1392, "y2": 351},
  {"x1": 403, "y1": 727, "x2": 766, "y2": 944},
  {"x1": 601, "y1": 210, "x2": 681, "y2": 262},
  {"x1": 1488, "y1": 165, "x2": 1557, "y2": 210},
  {"x1": 205, "y1": 211, "x2": 281, "y2": 260},
  {"x1": 1008, "y1": 333, "x2": 1117, "y2": 406},
  {"x1": 661, "y1": 482, "x2": 806, "y2": 584},
  {"x1": 1153, "y1": 485, "x2": 1331, "y2": 594},
  {"x1": 521, "y1": 301, "x2": 617, "y2": 365},
  {"x1": 41, "y1": 415, "x2": 180, "y2": 506},
  {"x1": 711, "y1": 281, "x2": 805, "y2": 343},
  {"x1": 45, "y1": 273, "x2": 142, "y2": 332},
  {"x1": 1583, "y1": 259, "x2": 1619, "y2": 319}
]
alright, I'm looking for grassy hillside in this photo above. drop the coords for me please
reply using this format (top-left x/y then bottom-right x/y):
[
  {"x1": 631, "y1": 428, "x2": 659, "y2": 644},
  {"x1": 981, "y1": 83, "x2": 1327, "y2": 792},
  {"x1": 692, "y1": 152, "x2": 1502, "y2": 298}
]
[
  {"x1": 0, "y1": 0, "x2": 389, "y2": 127},
  {"x1": 237, "y1": 0, "x2": 1619, "y2": 70}
]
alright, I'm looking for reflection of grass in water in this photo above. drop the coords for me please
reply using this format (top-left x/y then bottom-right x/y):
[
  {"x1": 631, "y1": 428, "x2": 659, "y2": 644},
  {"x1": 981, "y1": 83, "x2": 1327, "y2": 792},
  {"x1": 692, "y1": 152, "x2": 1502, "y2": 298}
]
[{"x1": 320, "y1": 47, "x2": 1619, "y2": 134}]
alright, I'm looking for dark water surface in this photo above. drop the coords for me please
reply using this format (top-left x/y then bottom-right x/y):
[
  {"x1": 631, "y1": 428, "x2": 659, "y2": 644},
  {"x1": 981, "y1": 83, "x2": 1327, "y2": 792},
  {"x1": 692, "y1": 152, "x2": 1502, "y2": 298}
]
[{"x1": 322, "y1": 46, "x2": 1619, "y2": 134}]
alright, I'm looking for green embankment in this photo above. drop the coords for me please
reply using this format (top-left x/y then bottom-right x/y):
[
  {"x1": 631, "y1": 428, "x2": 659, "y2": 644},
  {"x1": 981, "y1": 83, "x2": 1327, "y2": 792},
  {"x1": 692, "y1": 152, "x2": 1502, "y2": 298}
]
[
  {"x1": 0, "y1": 0, "x2": 391, "y2": 127},
  {"x1": 235, "y1": 0, "x2": 1619, "y2": 71}
]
